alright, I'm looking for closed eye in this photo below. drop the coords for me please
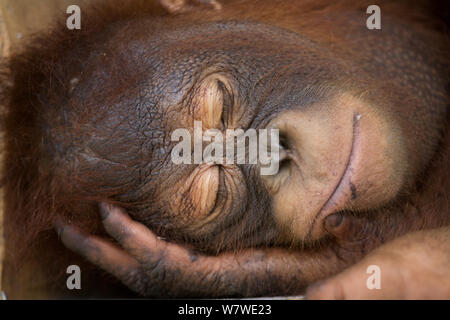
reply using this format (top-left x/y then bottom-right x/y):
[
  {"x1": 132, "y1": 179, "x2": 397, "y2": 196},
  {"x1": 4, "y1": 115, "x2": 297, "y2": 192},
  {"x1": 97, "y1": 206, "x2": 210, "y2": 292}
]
[{"x1": 217, "y1": 79, "x2": 233, "y2": 129}]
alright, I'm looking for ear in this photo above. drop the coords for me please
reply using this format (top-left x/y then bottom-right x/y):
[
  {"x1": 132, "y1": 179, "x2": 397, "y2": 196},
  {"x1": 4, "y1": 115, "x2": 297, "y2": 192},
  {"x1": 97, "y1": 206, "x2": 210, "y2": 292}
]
[{"x1": 159, "y1": 0, "x2": 222, "y2": 14}]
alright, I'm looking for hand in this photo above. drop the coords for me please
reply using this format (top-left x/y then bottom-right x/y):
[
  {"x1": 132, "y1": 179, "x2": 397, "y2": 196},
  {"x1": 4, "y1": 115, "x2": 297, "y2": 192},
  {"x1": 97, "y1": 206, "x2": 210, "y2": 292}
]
[
  {"x1": 56, "y1": 203, "x2": 341, "y2": 297},
  {"x1": 306, "y1": 227, "x2": 450, "y2": 299}
]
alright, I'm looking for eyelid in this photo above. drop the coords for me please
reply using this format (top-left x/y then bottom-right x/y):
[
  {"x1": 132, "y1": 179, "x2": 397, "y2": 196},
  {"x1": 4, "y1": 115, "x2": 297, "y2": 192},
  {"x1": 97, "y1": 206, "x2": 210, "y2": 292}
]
[
  {"x1": 197, "y1": 78, "x2": 223, "y2": 129},
  {"x1": 195, "y1": 75, "x2": 233, "y2": 130},
  {"x1": 217, "y1": 80, "x2": 233, "y2": 128},
  {"x1": 188, "y1": 164, "x2": 219, "y2": 218}
]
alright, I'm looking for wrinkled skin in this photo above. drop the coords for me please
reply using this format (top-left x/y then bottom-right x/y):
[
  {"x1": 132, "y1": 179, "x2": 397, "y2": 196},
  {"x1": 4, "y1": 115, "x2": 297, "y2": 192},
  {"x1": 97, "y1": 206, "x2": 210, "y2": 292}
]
[{"x1": 2, "y1": 0, "x2": 449, "y2": 299}]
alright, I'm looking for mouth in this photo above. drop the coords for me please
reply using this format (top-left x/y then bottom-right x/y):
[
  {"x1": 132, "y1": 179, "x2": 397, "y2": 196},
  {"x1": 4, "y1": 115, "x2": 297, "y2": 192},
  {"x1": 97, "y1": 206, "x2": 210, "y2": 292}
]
[{"x1": 309, "y1": 112, "x2": 361, "y2": 237}]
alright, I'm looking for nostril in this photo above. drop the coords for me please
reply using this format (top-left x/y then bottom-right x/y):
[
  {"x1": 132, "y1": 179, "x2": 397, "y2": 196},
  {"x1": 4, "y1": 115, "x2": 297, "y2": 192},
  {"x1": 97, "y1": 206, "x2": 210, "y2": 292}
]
[
  {"x1": 325, "y1": 213, "x2": 344, "y2": 230},
  {"x1": 323, "y1": 212, "x2": 352, "y2": 239}
]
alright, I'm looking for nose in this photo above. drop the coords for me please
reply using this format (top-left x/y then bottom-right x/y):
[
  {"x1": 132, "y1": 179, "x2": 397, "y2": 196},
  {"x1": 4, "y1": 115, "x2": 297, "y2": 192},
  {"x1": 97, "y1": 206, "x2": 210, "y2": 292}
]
[{"x1": 261, "y1": 102, "x2": 356, "y2": 240}]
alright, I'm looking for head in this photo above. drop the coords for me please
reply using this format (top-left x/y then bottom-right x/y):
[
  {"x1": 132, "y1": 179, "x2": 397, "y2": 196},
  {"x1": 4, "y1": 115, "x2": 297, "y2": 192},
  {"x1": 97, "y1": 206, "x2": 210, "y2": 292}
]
[{"x1": 3, "y1": 1, "x2": 447, "y2": 261}]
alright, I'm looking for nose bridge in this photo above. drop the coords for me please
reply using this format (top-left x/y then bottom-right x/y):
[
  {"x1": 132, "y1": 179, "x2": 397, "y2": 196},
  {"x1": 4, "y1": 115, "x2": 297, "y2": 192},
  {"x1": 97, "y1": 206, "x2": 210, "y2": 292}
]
[{"x1": 265, "y1": 101, "x2": 355, "y2": 238}]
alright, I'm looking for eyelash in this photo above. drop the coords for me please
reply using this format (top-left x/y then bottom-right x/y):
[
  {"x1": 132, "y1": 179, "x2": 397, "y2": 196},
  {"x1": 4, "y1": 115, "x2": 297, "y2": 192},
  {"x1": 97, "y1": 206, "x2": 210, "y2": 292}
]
[{"x1": 217, "y1": 80, "x2": 233, "y2": 128}]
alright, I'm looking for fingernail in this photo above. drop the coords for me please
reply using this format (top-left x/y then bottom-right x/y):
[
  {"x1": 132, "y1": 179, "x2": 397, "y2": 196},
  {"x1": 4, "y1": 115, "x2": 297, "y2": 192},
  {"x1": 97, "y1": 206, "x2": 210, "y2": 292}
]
[
  {"x1": 58, "y1": 224, "x2": 86, "y2": 249},
  {"x1": 99, "y1": 202, "x2": 112, "y2": 220}
]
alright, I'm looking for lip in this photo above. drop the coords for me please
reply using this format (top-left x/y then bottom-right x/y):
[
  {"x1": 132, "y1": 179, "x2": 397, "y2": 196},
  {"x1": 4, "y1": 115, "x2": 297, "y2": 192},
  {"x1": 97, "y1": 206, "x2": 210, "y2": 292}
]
[{"x1": 309, "y1": 112, "x2": 361, "y2": 237}]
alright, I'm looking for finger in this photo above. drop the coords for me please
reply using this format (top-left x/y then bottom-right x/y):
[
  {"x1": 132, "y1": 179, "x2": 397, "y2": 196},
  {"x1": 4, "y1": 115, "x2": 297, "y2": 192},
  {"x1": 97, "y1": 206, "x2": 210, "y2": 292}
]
[
  {"x1": 56, "y1": 223, "x2": 142, "y2": 284},
  {"x1": 98, "y1": 203, "x2": 175, "y2": 259},
  {"x1": 99, "y1": 203, "x2": 195, "y2": 271}
]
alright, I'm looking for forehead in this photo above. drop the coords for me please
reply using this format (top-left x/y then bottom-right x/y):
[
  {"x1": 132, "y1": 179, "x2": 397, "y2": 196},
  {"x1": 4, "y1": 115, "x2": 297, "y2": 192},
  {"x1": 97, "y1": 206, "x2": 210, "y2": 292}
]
[
  {"x1": 67, "y1": 23, "x2": 298, "y2": 113},
  {"x1": 71, "y1": 20, "x2": 326, "y2": 118},
  {"x1": 96, "y1": 20, "x2": 321, "y2": 87},
  {"x1": 62, "y1": 22, "x2": 333, "y2": 149}
]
